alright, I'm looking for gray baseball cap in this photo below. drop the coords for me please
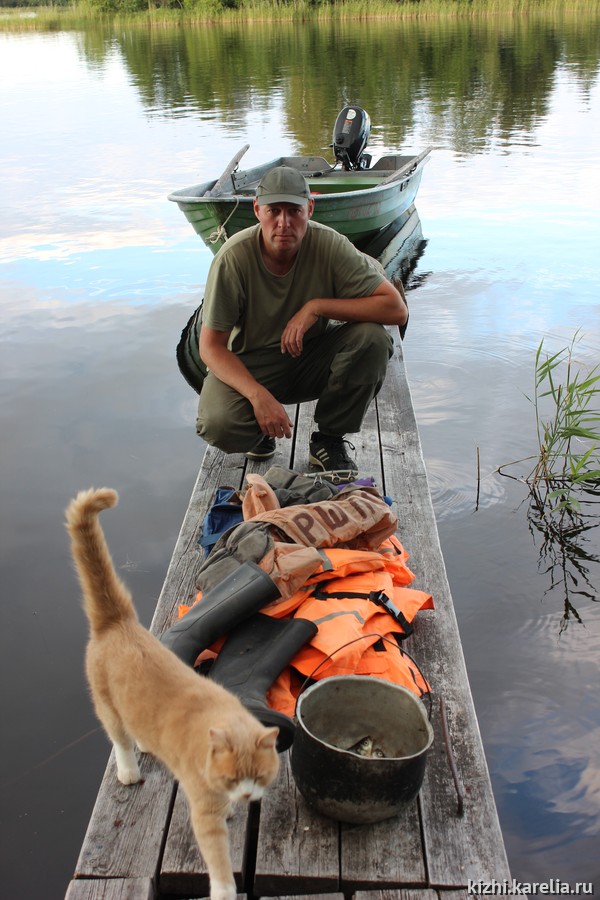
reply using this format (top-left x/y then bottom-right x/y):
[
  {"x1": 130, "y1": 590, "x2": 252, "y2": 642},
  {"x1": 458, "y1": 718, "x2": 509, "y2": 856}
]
[{"x1": 255, "y1": 166, "x2": 311, "y2": 206}]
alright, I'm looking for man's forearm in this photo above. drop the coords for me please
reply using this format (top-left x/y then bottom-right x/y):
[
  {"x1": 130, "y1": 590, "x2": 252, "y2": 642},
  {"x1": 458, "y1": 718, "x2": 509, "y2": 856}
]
[
  {"x1": 200, "y1": 344, "x2": 267, "y2": 404},
  {"x1": 309, "y1": 282, "x2": 407, "y2": 326}
]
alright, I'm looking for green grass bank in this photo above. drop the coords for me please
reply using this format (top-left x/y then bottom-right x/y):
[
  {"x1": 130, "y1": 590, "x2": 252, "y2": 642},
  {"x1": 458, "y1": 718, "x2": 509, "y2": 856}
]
[{"x1": 1, "y1": 0, "x2": 599, "y2": 30}]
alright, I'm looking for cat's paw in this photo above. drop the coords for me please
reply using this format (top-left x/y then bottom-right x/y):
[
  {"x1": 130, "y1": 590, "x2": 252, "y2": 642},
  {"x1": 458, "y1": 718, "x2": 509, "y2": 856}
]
[
  {"x1": 117, "y1": 766, "x2": 143, "y2": 785},
  {"x1": 209, "y1": 880, "x2": 237, "y2": 900},
  {"x1": 114, "y1": 744, "x2": 141, "y2": 784}
]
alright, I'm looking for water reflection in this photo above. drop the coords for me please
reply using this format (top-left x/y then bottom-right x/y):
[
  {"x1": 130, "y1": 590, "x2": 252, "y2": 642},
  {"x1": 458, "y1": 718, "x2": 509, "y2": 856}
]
[
  {"x1": 527, "y1": 487, "x2": 600, "y2": 633},
  {"x1": 69, "y1": 14, "x2": 600, "y2": 157},
  {"x1": 357, "y1": 206, "x2": 429, "y2": 291},
  {"x1": 358, "y1": 206, "x2": 429, "y2": 344}
]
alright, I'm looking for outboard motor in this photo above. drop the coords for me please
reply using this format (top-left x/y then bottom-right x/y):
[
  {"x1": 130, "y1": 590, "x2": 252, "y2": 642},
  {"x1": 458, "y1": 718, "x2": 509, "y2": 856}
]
[{"x1": 332, "y1": 106, "x2": 372, "y2": 171}]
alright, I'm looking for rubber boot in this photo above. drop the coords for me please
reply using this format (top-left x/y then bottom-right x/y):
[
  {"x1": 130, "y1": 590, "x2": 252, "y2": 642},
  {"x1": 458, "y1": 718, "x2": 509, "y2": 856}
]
[
  {"x1": 208, "y1": 613, "x2": 318, "y2": 752},
  {"x1": 160, "y1": 561, "x2": 280, "y2": 666}
]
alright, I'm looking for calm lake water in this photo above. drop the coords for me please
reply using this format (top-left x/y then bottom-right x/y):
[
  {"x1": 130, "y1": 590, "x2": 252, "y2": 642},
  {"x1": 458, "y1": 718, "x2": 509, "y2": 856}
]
[{"x1": 1, "y1": 9, "x2": 600, "y2": 898}]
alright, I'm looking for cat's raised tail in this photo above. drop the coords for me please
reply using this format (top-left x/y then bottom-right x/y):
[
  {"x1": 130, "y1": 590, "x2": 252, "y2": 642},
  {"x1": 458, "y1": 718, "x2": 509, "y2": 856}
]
[{"x1": 65, "y1": 488, "x2": 137, "y2": 634}]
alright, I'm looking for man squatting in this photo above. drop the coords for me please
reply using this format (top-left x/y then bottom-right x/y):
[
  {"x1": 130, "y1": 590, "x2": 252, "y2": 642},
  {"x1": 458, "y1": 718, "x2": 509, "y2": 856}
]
[{"x1": 195, "y1": 165, "x2": 408, "y2": 475}]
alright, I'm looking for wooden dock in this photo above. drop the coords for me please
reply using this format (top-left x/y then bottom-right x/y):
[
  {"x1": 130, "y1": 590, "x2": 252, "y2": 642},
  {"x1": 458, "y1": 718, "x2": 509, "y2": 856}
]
[{"x1": 65, "y1": 211, "x2": 510, "y2": 899}]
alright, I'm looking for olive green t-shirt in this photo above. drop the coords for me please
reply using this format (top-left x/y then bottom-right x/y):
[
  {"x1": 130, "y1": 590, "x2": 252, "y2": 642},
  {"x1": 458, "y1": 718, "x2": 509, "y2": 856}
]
[{"x1": 201, "y1": 220, "x2": 385, "y2": 356}]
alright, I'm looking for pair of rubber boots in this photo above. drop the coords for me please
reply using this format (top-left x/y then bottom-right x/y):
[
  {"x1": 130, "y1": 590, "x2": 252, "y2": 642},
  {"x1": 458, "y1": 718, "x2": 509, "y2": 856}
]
[{"x1": 160, "y1": 562, "x2": 316, "y2": 751}]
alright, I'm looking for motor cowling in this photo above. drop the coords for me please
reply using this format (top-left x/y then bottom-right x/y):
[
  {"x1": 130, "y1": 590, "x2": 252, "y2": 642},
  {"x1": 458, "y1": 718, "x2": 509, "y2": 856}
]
[{"x1": 332, "y1": 106, "x2": 372, "y2": 170}]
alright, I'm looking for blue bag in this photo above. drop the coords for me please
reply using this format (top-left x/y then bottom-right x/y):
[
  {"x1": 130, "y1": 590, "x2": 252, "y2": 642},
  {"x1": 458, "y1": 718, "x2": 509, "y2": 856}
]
[{"x1": 198, "y1": 487, "x2": 244, "y2": 555}]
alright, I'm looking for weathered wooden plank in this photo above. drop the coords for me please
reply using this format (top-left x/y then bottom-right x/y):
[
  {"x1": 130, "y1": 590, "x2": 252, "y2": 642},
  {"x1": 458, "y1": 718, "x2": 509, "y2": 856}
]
[
  {"x1": 253, "y1": 753, "x2": 340, "y2": 895},
  {"x1": 64, "y1": 879, "x2": 155, "y2": 900},
  {"x1": 159, "y1": 784, "x2": 250, "y2": 897},
  {"x1": 340, "y1": 800, "x2": 426, "y2": 890},
  {"x1": 353, "y1": 893, "x2": 471, "y2": 900},
  {"x1": 436, "y1": 893, "x2": 472, "y2": 900},
  {"x1": 276, "y1": 896, "x2": 345, "y2": 900},
  {"x1": 352, "y1": 394, "x2": 385, "y2": 486},
  {"x1": 73, "y1": 752, "x2": 174, "y2": 882},
  {"x1": 376, "y1": 334, "x2": 510, "y2": 886},
  {"x1": 354, "y1": 891, "x2": 439, "y2": 900},
  {"x1": 282, "y1": 400, "x2": 314, "y2": 474},
  {"x1": 353, "y1": 888, "x2": 469, "y2": 900}
]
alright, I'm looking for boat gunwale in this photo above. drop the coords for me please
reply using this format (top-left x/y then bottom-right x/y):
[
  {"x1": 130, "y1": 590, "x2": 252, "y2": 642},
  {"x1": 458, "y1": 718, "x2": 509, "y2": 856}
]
[{"x1": 167, "y1": 150, "x2": 431, "y2": 206}]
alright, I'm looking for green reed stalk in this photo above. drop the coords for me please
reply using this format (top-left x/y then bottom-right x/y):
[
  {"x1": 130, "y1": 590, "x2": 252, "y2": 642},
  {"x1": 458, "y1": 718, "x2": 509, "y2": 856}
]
[{"x1": 526, "y1": 333, "x2": 600, "y2": 511}]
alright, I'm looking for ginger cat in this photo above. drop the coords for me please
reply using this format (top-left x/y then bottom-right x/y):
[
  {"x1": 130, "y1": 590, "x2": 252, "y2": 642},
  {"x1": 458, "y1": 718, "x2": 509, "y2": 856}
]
[{"x1": 65, "y1": 488, "x2": 279, "y2": 900}]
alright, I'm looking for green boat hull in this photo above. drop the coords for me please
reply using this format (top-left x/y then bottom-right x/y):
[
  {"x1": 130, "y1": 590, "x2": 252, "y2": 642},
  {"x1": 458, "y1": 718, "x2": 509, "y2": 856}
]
[{"x1": 168, "y1": 150, "x2": 431, "y2": 253}]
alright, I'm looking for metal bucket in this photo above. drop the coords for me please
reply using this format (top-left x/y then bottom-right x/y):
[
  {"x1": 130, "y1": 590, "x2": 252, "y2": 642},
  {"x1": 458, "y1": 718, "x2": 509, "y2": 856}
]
[{"x1": 291, "y1": 676, "x2": 434, "y2": 824}]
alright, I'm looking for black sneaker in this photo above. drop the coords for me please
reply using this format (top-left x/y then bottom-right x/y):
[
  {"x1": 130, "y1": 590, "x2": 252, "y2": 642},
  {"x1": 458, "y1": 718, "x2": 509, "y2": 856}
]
[
  {"x1": 246, "y1": 435, "x2": 276, "y2": 460},
  {"x1": 309, "y1": 432, "x2": 358, "y2": 477}
]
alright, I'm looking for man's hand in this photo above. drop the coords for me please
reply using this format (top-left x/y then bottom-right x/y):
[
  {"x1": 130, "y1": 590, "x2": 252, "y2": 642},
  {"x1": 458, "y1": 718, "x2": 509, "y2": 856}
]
[
  {"x1": 251, "y1": 386, "x2": 293, "y2": 438},
  {"x1": 280, "y1": 303, "x2": 319, "y2": 357},
  {"x1": 200, "y1": 326, "x2": 292, "y2": 438}
]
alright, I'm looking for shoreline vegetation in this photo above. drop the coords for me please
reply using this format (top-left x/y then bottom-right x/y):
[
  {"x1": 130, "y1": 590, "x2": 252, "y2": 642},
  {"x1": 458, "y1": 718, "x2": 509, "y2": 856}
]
[{"x1": 1, "y1": 0, "x2": 599, "y2": 29}]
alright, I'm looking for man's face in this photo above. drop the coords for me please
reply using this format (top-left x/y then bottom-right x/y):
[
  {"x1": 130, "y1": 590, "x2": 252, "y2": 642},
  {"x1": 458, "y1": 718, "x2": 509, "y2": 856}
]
[{"x1": 253, "y1": 198, "x2": 314, "y2": 259}]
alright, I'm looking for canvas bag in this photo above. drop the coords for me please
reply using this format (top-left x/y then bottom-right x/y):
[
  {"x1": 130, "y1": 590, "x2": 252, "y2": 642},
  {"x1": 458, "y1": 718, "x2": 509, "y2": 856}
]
[{"x1": 176, "y1": 301, "x2": 207, "y2": 394}]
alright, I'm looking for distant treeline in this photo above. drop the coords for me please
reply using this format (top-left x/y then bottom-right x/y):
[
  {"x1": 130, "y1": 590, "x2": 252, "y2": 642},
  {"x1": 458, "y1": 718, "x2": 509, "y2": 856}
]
[
  {"x1": 0, "y1": 0, "x2": 70, "y2": 6},
  {"x1": 0, "y1": 0, "x2": 596, "y2": 14},
  {"x1": 0, "y1": 0, "x2": 585, "y2": 15}
]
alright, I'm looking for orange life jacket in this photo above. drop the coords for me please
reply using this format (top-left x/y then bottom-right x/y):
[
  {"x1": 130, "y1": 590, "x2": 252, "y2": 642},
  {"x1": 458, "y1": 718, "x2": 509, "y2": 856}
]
[{"x1": 262, "y1": 536, "x2": 433, "y2": 714}]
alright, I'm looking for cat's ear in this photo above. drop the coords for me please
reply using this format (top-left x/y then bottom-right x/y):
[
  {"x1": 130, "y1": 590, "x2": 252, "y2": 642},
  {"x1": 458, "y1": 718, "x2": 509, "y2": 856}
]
[
  {"x1": 209, "y1": 727, "x2": 233, "y2": 752},
  {"x1": 257, "y1": 727, "x2": 279, "y2": 751}
]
